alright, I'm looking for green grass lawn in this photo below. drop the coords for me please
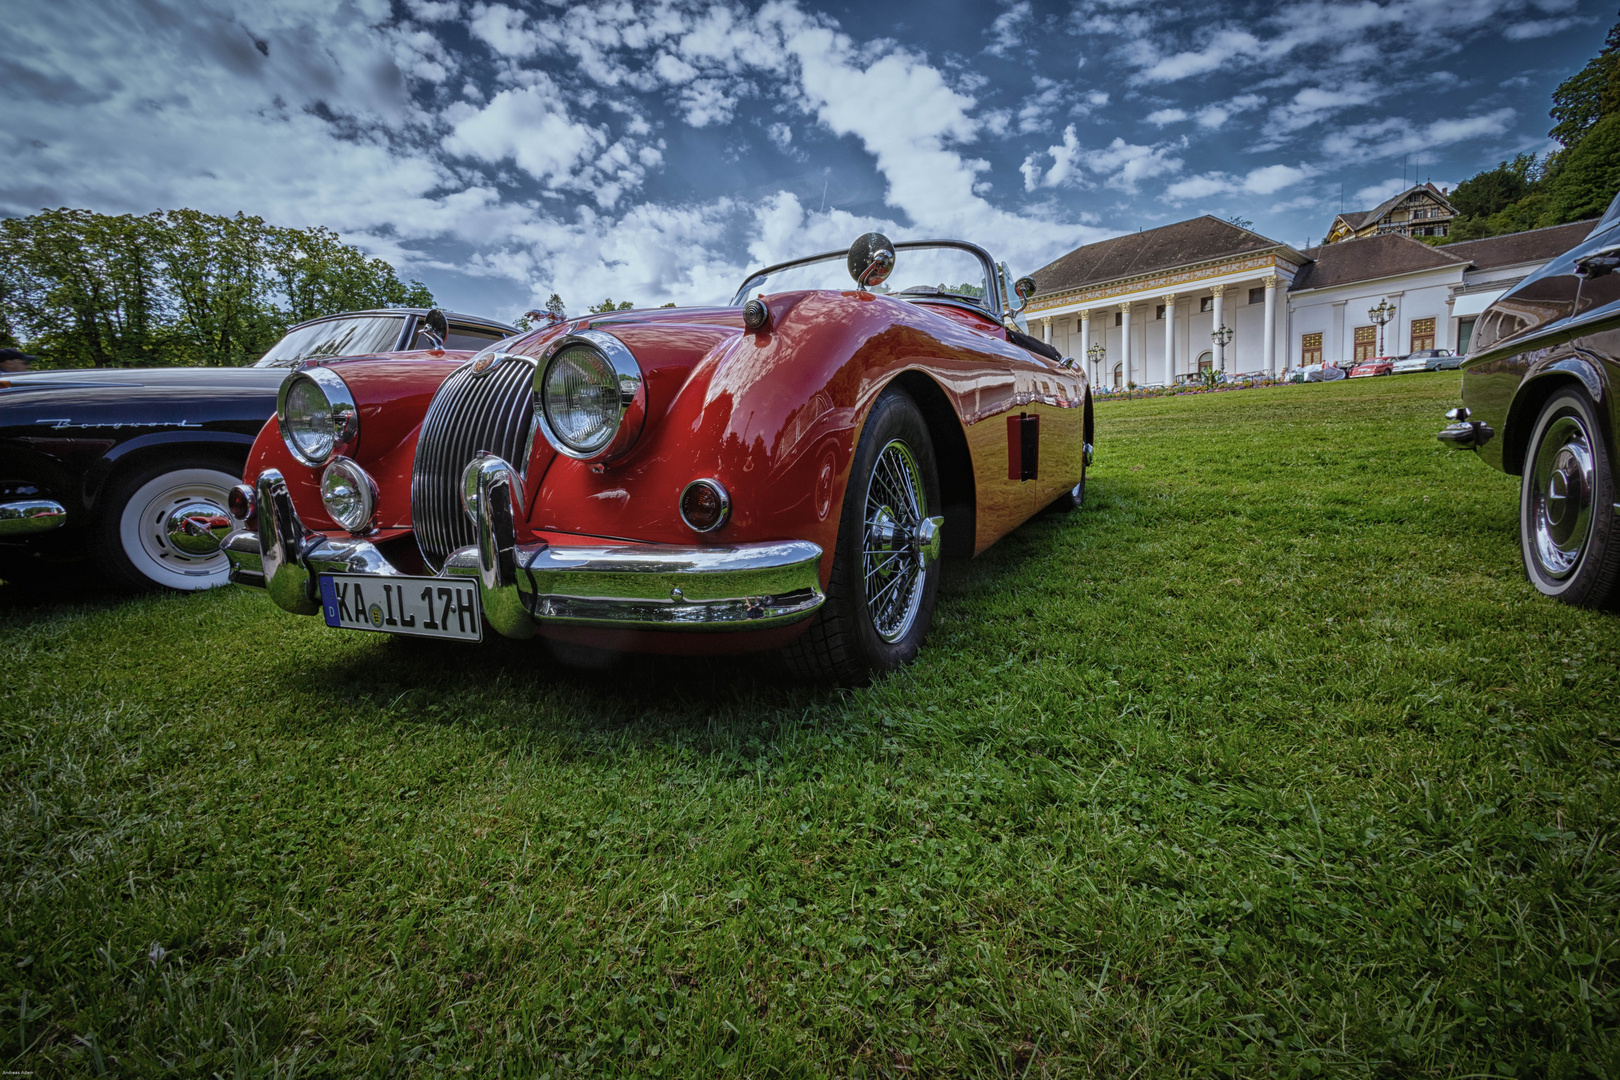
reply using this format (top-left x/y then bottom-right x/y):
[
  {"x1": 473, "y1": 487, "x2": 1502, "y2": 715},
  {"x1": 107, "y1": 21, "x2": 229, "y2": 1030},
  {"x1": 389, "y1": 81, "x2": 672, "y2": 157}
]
[{"x1": 3, "y1": 372, "x2": 1617, "y2": 1078}]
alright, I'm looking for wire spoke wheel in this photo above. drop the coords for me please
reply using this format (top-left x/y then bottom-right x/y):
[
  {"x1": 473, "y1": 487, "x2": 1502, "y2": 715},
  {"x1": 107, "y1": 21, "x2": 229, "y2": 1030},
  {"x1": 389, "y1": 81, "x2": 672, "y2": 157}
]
[
  {"x1": 862, "y1": 440, "x2": 928, "y2": 643},
  {"x1": 782, "y1": 388, "x2": 942, "y2": 684}
]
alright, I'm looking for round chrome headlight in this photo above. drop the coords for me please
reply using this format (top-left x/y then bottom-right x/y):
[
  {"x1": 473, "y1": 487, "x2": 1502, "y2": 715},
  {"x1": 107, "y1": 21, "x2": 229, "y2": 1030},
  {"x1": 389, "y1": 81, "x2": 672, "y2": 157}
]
[
  {"x1": 277, "y1": 366, "x2": 358, "y2": 467},
  {"x1": 320, "y1": 457, "x2": 376, "y2": 532},
  {"x1": 533, "y1": 330, "x2": 645, "y2": 462}
]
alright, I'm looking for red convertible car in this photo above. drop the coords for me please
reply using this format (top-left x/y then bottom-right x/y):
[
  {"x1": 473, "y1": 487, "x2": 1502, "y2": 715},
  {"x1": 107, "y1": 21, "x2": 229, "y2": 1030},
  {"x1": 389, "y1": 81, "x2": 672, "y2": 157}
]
[{"x1": 221, "y1": 235, "x2": 1094, "y2": 682}]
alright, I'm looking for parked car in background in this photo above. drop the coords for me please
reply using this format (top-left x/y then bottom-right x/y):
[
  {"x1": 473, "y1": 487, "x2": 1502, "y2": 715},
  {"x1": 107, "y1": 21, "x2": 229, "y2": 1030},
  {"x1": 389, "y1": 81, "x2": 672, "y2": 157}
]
[
  {"x1": 1392, "y1": 348, "x2": 1457, "y2": 374},
  {"x1": 1348, "y1": 357, "x2": 1395, "y2": 378},
  {"x1": 221, "y1": 234, "x2": 1095, "y2": 683},
  {"x1": 1286, "y1": 364, "x2": 1346, "y2": 383},
  {"x1": 0, "y1": 308, "x2": 516, "y2": 591},
  {"x1": 1440, "y1": 189, "x2": 1620, "y2": 609}
]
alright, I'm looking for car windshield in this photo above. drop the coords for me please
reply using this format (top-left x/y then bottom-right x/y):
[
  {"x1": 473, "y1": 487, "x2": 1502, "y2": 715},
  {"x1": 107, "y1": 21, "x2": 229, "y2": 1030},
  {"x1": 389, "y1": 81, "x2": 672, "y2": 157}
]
[
  {"x1": 254, "y1": 314, "x2": 405, "y2": 367},
  {"x1": 733, "y1": 243, "x2": 996, "y2": 311}
]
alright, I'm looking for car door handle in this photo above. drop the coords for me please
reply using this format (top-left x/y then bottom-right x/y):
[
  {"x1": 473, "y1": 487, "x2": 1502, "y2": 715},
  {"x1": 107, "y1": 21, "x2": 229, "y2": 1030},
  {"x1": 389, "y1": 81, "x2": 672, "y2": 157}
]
[{"x1": 1576, "y1": 245, "x2": 1620, "y2": 278}]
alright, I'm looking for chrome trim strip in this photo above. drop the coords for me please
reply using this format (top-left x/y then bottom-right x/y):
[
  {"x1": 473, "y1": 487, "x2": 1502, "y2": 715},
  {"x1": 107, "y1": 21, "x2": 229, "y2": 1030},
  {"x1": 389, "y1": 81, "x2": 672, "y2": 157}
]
[
  {"x1": 0, "y1": 499, "x2": 67, "y2": 536},
  {"x1": 225, "y1": 460, "x2": 825, "y2": 635},
  {"x1": 255, "y1": 469, "x2": 321, "y2": 615},
  {"x1": 464, "y1": 454, "x2": 534, "y2": 638}
]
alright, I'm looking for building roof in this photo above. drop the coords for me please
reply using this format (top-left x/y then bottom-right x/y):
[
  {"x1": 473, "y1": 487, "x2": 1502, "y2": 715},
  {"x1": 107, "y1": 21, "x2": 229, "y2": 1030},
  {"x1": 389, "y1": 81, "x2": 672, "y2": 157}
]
[
  {"x1": 1359, "y1": 182, "x2": 1457, "y2": 226},
  {"x1": 1439, "y1": 218, "x2": 1598, "y2": 270},
  {"x1": 1290, "y1": 233, "x2": 1468, "y2": 292},
  {"x1": 1333, "y1": 211, "x2": 1374, "y2": 232},
  {"x1": 1028, "y1": 215, "x2": 1286, "y2": 297}
]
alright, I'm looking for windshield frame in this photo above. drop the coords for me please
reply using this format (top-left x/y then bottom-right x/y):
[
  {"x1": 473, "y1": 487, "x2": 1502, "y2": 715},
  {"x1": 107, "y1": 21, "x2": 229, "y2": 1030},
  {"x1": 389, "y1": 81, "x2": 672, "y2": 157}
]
[
  {"x1": 254, "y1": 312, "x2": 410, "y2": 368},
  {"x1": 731, "y1": 239, "x2": 1006, "y2": 320}
]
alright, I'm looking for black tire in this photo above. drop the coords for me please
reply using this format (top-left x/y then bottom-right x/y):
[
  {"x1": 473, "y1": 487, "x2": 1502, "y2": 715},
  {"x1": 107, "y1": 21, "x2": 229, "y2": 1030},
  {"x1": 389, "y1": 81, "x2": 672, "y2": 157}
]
[
  {"x1": 1518, "y1": 387, "x2": 1620, "y2": 608},
  {"x1": 782, "y1": 388, "x2": 942, "y2": 684},
  {"x1": 1047, "y1": 466, "x2": 1086, "y2": 513},
  {"x1": 95, "y1": 455, "x2": 241, "y2": 593}
]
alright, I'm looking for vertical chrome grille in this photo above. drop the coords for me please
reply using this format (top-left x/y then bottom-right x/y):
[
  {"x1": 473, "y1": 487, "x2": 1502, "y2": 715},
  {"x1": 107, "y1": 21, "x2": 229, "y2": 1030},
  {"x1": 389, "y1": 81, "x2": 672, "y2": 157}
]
[{"x1": 411, "y1": 357, "x2": 536, "y2": 571}]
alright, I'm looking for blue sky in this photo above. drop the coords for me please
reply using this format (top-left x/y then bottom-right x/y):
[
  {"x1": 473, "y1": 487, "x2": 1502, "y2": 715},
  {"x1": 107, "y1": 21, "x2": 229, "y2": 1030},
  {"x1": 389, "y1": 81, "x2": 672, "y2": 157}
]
[{"x1": 1, "y1": 0, "x2": 1608, "y2": 321}]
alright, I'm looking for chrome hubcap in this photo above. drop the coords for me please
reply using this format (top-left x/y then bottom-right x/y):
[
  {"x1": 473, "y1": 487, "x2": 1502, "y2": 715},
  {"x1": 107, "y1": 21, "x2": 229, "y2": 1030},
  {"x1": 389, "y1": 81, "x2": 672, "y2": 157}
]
[
  {"x1": 1530, "y1": 415, "x2": 1595, "y2": 579},
  {"x1": 863, "y1": 440, "x2": 929, "y2": 643},
  {"x1": 165, "y1": 501, "x2": 233, "y2": 557}
]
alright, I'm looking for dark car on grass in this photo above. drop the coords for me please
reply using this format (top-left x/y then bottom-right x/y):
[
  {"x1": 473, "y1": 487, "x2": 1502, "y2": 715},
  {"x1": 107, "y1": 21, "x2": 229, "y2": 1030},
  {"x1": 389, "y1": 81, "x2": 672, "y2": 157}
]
[
  {"x1": 0, "y1": 308, "x2": 516, "y2": 592},
  {"x1": 1441, "y1": 191, "x2": 1620, "y2": 609}
]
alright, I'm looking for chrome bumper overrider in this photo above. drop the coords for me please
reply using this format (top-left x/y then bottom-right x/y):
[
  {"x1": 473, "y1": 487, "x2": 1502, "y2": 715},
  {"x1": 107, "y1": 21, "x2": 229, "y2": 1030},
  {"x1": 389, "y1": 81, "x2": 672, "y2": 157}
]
[
  {"x1": 0, "y1": 500, "x2": 67, "y2": 536},
  {"x1": 221, "y1": 456, "x2": 826, "y2": 637}
]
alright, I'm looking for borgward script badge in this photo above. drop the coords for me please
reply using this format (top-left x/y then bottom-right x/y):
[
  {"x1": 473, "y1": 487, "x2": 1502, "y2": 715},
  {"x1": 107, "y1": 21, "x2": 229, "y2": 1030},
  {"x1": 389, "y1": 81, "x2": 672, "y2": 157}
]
[{"x1": 470, "y1": 351, "x2": 504, "y2": 377}]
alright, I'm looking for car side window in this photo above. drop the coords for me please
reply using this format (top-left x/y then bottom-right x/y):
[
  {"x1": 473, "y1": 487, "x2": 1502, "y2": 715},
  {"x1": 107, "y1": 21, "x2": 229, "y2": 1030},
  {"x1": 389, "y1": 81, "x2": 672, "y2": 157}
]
[
  {"x1": 413, "y1": 325, "x2": 508, "y2": 351},
  {"x1": 445, "y1": 327, "x2": 508, "y2": 351}
]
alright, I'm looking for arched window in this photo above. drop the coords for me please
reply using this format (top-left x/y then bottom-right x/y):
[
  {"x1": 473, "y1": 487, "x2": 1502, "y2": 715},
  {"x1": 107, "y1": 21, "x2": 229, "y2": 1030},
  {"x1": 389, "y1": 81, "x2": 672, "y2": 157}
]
[
  {"x1": 1112, "y1": 362, "x2": 1123, "y2": 388},
  {"x1": 1197, "y1": 350, "x2": 1213, "y2": 373}
]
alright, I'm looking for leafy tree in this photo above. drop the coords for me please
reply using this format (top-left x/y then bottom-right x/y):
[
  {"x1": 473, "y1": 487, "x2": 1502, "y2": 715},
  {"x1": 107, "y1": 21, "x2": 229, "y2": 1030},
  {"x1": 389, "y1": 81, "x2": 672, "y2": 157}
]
[
  {"x1": 1225, "y1": 215, "x2": 1256, "y2": 230},
  {"x1": 0, "y1": 207, "x2": 434, "y2": 367},
  {"x1": 588, "y1": 298, "x2": 635, "y2": 313},
  {"x1": 1549, "y1": 16, "x2": 1620, "y2": 148},
  {"x1": 0, "y1": 209, "x2": 171, "y2": 368},
  {"x1": 272, "y1": 224, "x2": 431, "y2": 326},
  {"x1": 1448, "y1": 155, "x2": 1537, "y2": 219},
  {"x1": 546, "y1": 292, "x2": 567, "y2": 320},
  {"x1": 160, "y1": 209, "x2": 279, "y2": 367},
  {"x1": 1441, "y1": 14, "x2": 1620, "y2": 244}
]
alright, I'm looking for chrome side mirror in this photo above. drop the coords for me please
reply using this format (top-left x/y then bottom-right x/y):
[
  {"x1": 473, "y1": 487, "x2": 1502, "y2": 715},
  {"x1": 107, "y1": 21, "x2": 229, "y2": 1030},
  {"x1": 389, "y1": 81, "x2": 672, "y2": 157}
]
[
  {"x1": 1011, "y1": 276, "x2": 1036, "y2": 316},
  {"x1": 420, "y1": 308, "x2": 450, "y2": 349},
  {"x1": 847, "y1": 232, "x2": 895, "y2": 290}
]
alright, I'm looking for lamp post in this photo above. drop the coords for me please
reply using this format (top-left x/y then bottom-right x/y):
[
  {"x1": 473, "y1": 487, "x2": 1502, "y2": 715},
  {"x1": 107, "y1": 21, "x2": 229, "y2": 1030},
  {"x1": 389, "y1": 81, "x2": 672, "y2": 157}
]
[
  {"x1": 1211, "y1": 324, "x2": 1233, "y2": 373},
  {"x1": 1087, "y1": 341, "x2": 1106, "y2": 386},
  {"x1": 1368, "y1": 299, "x2": 1395, "y2": 359}
]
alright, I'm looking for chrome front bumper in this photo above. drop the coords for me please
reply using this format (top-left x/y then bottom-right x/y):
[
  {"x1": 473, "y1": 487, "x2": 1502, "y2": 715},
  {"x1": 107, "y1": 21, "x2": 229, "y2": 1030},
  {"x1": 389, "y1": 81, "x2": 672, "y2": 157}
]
[
  {"x1": 0, "y1": 499, "x2": 67, "y2": 537},
  {"x1": 221, "y1": 456, "x2": 825, "y2": 637}
]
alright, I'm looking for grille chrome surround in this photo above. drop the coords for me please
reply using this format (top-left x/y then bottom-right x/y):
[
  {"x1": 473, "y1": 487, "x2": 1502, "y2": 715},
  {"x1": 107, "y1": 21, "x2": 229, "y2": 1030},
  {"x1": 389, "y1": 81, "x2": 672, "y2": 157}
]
[{"x1": 411, "y1": 357, "x2": 536, "y2": 571}]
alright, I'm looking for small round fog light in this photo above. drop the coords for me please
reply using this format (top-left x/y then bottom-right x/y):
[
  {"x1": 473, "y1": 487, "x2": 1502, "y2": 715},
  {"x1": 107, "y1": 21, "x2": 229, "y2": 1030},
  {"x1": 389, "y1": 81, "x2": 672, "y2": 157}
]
[
  {"x1": 321, "y1": 457, "x2": 376, "y2": 533},
  {"x1": 679, "y1": 478, "x2": 730, "y2": 533}
]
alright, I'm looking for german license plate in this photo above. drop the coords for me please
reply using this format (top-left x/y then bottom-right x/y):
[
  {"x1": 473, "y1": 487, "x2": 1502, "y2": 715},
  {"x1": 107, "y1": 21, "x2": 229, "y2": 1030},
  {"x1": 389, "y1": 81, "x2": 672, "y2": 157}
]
[{"x1": 318, "y1": 574, "x2": 483, "y2": 642}]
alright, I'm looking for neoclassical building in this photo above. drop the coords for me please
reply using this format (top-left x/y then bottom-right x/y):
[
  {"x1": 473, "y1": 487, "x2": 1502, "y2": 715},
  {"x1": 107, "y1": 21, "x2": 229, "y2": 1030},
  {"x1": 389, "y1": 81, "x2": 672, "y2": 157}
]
[
  {"x1": 1025, "y1": 215, "x2": 1596, "y2": 387},
  {"x1": 1025, "y1": 217, "x2": 1304, "y2": 387}
]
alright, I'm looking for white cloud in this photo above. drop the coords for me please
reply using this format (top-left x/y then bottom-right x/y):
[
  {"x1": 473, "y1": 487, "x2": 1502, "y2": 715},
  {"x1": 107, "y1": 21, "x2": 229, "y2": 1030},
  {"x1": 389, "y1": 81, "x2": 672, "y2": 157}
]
[
  {"x1": 1164, "y1": 163, "x2": 1312, "y2": 202},
  {"x1": 1146, "y1": 108, "x2": 1187, "y2": 126},
  {"x1": 1503, "y1": 15, "x2": 1584, "y2": 39},
  {"x1": 1323, "y1": 108, "x2": 1517, "y2": 160},
  {"x1": 445, "y1": 84, "x2": 604, "y2": 188},
  {"x1": 987, "y1": 2, "x2": 1032, "y2": 58},
  {"x1": 1195, "y1": 93, "x2": 1263, "y2": 130},
  {"x1": 467, "y1": 3, "x2": 545, "y2": 59},
  {"x1": 1022, "y1": 125, "x2": 1183, "y2": 194}
]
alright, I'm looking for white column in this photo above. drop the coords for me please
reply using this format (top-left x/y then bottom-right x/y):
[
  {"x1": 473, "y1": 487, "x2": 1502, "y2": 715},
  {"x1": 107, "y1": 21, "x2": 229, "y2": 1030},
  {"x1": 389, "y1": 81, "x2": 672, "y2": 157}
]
[
  {"x1": 1262, "y1": 274, "x2": 1279, "y2": 376},
  {"x1": 1119, "y1": 303, "x2": 1133, "y2": 386},
  {"x1": 1042, "y1": 317, "x2": 1052, "y2": 345},
  {"x1": 1331, "y1": 301, "x2": 1346, "y2": 367},
  {"x1": 1162, "y1": 294, "x2": 1177, "y2": 383},
  {"x1": 1210, "y1": 285, "x2": 1226, "y2": 371},
  {"x1": 1079, "y1": 309, "x2": 1092, "y2": 379},
  {"x1": 1440, "y1": 299, "x2": 1453, "y2": 352}
]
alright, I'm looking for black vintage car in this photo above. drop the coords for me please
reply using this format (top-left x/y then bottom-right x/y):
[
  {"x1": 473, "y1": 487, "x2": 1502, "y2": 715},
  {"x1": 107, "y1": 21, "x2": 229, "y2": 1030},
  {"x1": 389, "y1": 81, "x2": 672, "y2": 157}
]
[
  {"x1": 1441, "y1": 193, "x2": 1620, "y2": 608},
  {"x1": 0, "y1": 308, "x2": 516, "y2": 591}
]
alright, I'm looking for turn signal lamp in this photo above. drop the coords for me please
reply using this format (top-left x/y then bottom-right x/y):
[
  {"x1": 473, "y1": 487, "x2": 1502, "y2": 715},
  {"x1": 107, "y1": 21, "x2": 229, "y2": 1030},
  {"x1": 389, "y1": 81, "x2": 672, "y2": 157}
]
[{"x1": 679, "y1": 478, "x2": 730, "y2": 533}]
